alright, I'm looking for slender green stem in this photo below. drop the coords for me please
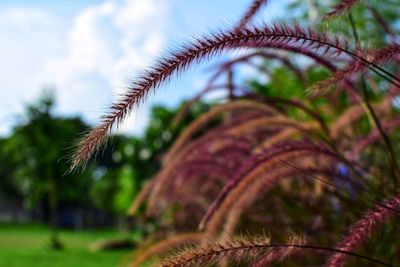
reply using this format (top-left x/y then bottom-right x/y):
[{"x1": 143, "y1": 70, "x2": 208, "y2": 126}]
[
  {"x1": 361, "y1": 79, "x2": 400, "y2": 185},
  {"x1": 348, "y1": 13, "x2": 359, "y2": 46},
  {"x1": 348, "y1": 12, "x2": 400, "y2": 186}
]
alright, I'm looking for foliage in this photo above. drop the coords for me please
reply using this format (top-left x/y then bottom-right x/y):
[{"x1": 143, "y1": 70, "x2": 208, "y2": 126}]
[
  {"x1": 1, "y1": 91, "x2": 94, "y2": 248},
  {"x1": 3, "y1": 91, "x2": 91, "y2": 207}
]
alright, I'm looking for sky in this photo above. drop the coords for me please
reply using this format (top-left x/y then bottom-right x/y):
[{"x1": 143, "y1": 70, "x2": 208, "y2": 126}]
[{"x1": 0, "y1": 0, "x2": 286, "y2": 136}]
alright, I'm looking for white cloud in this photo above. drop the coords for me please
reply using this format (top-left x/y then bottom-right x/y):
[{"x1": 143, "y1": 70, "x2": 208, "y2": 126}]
[
  {"x1": 0, "y1": 0, "x2": 169, "y2": 135},
  {"x1": 0, "y1": 7, "x2": 64, "y2": 134}
]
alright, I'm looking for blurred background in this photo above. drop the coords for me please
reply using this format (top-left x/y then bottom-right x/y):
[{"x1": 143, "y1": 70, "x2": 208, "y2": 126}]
[{"x1": 0, "y1": 0, "x2": 287, "y2": 266}]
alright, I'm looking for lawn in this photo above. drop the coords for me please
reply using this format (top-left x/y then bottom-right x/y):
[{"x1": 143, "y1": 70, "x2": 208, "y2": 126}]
[{"x1": 0, "y1": 224, "x2": 131, "y2": 267}]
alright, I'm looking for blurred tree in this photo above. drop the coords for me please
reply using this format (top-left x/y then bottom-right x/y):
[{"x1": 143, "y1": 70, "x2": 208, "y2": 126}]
[
  {"x1": 4, "y1": 90, "x2": 90, "y2": 249},
  {"x1": 0, "y1": 138, "x2": 25, "y2": 222}
]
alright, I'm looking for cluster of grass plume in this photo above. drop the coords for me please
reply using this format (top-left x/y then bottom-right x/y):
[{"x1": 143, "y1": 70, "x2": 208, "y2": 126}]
[{"x1": 71, "y1": 0, "x2": 400, "y2": 266}]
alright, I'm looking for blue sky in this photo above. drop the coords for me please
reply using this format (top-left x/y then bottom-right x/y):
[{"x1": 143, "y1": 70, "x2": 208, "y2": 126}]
[{"x1": 0, "y1": 0, "x2": 286, "y2": 136}]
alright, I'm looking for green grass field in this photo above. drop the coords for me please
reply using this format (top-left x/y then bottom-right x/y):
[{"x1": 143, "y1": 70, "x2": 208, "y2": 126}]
[{"x1": 0, "y1": 224, "x2": 131, "y2": 267}]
